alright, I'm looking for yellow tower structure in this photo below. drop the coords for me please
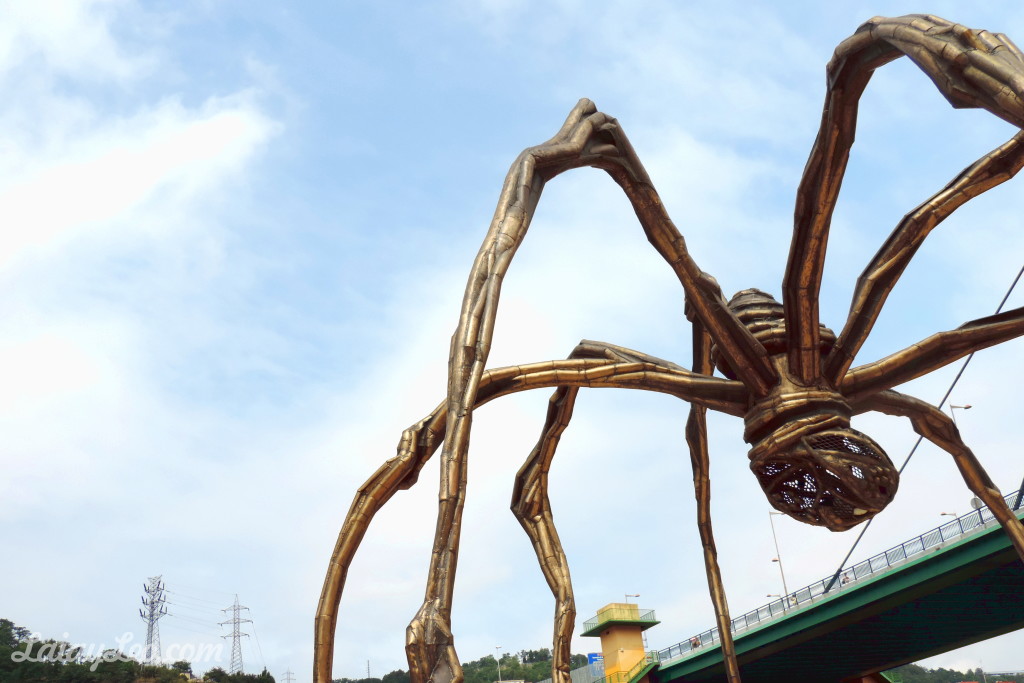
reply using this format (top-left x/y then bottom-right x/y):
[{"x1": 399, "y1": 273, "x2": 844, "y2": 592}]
[{"x1": 580, "y1": 603, "x2": 659, "y2": 683}]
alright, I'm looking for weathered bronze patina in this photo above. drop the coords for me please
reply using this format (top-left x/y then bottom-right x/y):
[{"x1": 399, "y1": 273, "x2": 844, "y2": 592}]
[{"x1": 315, "y1": 15, "x2": 1024, "y2": 683}]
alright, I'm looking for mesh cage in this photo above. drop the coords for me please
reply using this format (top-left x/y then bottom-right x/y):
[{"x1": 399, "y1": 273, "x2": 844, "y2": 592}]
[
  {"x1": 807, "y1": 432, "x2": 884, "y2": 460},
  {"x1": 751, "y1": 428, "x2": 898, "y2": 531}
]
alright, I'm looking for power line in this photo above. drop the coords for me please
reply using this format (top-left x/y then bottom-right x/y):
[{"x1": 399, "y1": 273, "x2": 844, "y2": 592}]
[
  {"x1": 166, "y1": 605, "x2": 221, "y2": 620},
  {"x1": 219, "y1": 595, "x2": 252, "y2": 675},
  {"x1": 163, "y1": 626, "x2": 224, "y2": 643},
  {"x1": 164, "y1": 600, "x2": 219, "y2": 620},
  {"x1": 167, "y1": 612, "x2": 220, "y2": 627},
  {"x1": 283, "y1": 670, "x2": 296, "y2": 683},
  {"x1": 169, "y1": 582, "x2": 237, "y2": 599},
  {"x1": 166, "y1": 597, "x2": 219, "y2": 609},
  {"x1": 166, "y1": 589, "x2": 229, "y2": 607},
  {"x1": 139, "y1": 576, "x2": 168, "y2": 665},
  {"x1": 166, "y1": 592, "x2": 224, "y2": 608},
  {"x1": 250, "y1": 619, "x2": 267, "y2": 672}
]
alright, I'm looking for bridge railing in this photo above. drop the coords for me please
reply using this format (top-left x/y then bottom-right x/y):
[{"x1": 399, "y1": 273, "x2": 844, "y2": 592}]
[
  {"x1": 656, "y1": 488, "x2": 1023, "y2": 664},
  {"x1": 582, "y1": 608, "x2": 658, "y2": 634},
  {"x1": 587, "y1": 651, "x2": 660, "y2": 683}
]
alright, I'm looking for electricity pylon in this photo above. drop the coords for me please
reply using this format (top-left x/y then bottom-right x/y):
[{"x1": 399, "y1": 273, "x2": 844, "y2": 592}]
[
  {"x1": 219, "y1": 595, "x2": 252, "y2": 674},
  {"x1": 139, "y1": 576, "x2": 167, "y2": 665}
]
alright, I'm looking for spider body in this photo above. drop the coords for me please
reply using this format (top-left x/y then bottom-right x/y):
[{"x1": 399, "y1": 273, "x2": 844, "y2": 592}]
[
  {"x1": 316, "y1": 15, "x2": 1024, "y2": 683},
  {"x1": 722, "y1": 288, "x2": 901, "y2": 532}
]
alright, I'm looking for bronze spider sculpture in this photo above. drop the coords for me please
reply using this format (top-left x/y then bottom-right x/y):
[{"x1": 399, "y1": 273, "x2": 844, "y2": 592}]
[{"x1": 315, "y1": 15, "x2": 1024, "y2": 683}]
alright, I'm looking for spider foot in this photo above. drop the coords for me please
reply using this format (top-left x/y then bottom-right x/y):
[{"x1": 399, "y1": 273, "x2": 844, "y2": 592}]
[{"x1": 406, "y1": 600, "x2": 462, "y2": 683}]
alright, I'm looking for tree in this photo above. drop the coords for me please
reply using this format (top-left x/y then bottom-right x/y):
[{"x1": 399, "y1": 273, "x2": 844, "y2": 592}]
[
  {"x1": 518, "y1": 649, "x2": 551, "y2": 664},
  {"x1": 0, "y1": 619, "x2": 31, "y2": 648},
  {"x1": 321, "y1": 650, "x2": 620, "y2": 683},
  {"x1": 93, "y1": 655, "x2": 142, "y2": 683},
  {"x1": 885, "y1": 663, "x2": 1024, "y2": 683},
  {"x1": 206, "y1": 666, "x2": 230, "y2": 682},
  {"x1": 172, "y1": 660, "x2": 194, "y2": 676}
]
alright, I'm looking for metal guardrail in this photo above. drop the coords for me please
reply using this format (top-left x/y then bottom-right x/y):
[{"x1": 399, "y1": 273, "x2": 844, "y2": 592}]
[
  {"x1": 656, "y1": 488, "x2": 1023, "y2": 664},
  {"x1": 590, "y1": 651, "x2": 660, "y2": 683},
  {"x1": 582, "y1": 608, "x2": 658, "y2": 634},
  {"x1": 625, "y1": 650, "x2": 659, "y2": 683}
]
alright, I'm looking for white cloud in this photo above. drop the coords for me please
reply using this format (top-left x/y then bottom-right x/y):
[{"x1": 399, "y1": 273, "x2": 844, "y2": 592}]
[
  {"x1": 0, "y1": 0, "x2": 151, "y2": 83},
  {"x1": 0, "y1": 331, "x2": 104, "y2": 411},
  {"x1": 0, "y1": 77, "x2": 277, "y2": 514},
  {"x1": 0, "y1": 96, "x2": 275, "y2": 268},
  {"x1": 0, "y1": 2, "x2": 280, "y2": 653}
]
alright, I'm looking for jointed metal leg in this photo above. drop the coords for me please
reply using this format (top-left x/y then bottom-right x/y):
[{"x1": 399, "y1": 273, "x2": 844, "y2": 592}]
[
  {"x1": 512, "y1": 383, "x2": 578, "y2": 683},
  {"x1": 510, "y1": 341, "x2": 699, "y2": 683},
  {"x1": 685, "y1": 306, "x2": 741, "y2": 682},
  {"x1": 315, "y1": 413, "x2": 444, "y2": 683},
  {"x1": 416, "y1": 98, "x2": 768, "y2": 683},
  {"x1": 314, "y1": 356, "x2": 745, "y2": 683},
  {"x1": 784, "y1": 14, "x2": 1024, "y2": 385},
  {"x1": 827, "y1": 132, "x2": 1024, "y2": 381},
  {"x1": 854, "y1": 390, "x2": 1024, "y2": 562},
  {"x1": 841, "y1": 305, "x2": 1024, "y2": 401}
]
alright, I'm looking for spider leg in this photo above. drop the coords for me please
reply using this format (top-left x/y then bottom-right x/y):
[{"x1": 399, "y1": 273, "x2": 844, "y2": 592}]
[
  {"x1": 510, "y1": 341, "x2": 706, "y2": 683},
  {"x1": 415, "y1": 98, "x2": 770, "y2": 683},
  {"x1": 842, "y1": 305, "x2": 1024, "y2": 402},
  {"x1": 784, "y1": 14, "x2": 1024, "y2": 385},
  {"x1": 826, "y1": 132, "x2": 1024, "y2": 382},
  {"x1": 685, "y1": 305, "x2": 741, "y2": 682},
  {"x1": 853, "y1": 390, "x2": 1024, "y2": 562},
  {"x1": 511, "y1": 383, "x2": 578, "y2": 683},
  {"x1": 409, "y1": 356, "x2": 745, "y2": 683},
  {"x1": 512, "y1": 345, "x2": 652, "y2": 683},
  {"x1": 315, "y1": 410, "x2": 445, "y2": 683},
  {"x1": 314, "y1": 356, "x2": 745, "y2": 683}
]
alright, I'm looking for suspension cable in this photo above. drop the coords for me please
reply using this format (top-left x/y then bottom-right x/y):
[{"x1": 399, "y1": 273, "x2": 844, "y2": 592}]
[{"x1": 823, "y1": 261, "x2": 1024, "y2": 594}]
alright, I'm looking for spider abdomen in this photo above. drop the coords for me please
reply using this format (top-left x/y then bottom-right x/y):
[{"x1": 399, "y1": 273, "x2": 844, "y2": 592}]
[{"x1": 747, "y1": 418, "x2": 900, "y2": 532}]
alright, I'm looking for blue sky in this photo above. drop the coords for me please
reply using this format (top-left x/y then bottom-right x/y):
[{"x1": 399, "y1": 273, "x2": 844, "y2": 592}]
[{"x1": 3, "y1": 1, "x2": 1024, "y2": 681}]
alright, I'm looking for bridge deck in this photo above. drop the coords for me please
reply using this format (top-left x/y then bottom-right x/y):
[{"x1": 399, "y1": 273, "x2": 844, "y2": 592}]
[{"x1": 652, "y1": 513, "x2": 1024, "y2": 683}]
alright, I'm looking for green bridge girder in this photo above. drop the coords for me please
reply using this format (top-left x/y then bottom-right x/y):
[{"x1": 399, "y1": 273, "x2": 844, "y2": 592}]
[{"x1": 652, "y1": 515, "x2": 1024, "y2": 683}]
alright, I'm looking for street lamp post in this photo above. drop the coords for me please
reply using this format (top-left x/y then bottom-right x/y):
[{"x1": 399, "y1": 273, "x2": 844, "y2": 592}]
[
  {"x1": 495, "y1": 646, "x2": 503, "y2": 683},
  {"x1": 768, "y1": 512, "x2": 790, "y2": 609},
  {"x1": 949, "y1": 403, "x2": 971, "y2": 427},
  {"x1": 624, "y1": 593, "x2": 646, "y2": 649},
  {"x1": 765, "y1": 594, "x2": 788, "y2": 615}
]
